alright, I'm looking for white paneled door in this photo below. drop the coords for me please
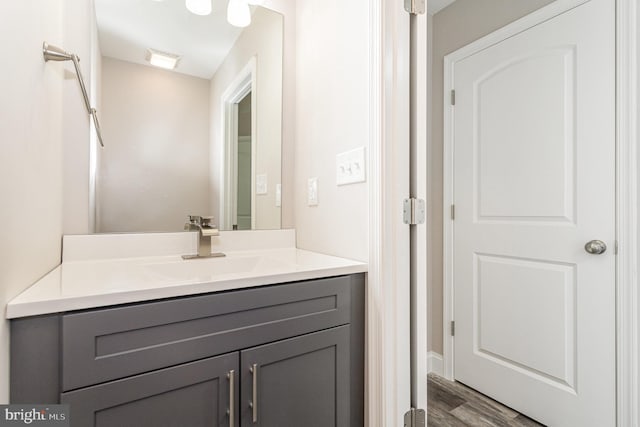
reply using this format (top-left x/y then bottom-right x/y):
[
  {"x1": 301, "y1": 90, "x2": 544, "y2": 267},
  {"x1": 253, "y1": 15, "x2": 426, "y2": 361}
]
[{"x1": 449, "y1": 0, "x2": 615, "y2": 425}]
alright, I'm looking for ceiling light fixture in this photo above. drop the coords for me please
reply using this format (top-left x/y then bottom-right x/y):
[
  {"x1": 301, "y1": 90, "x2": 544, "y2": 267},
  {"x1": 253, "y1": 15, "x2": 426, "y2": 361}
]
[
  {"x1": 186, "y1": 0, "x2": 212, "y2": 16},
  {"x1": 146, "y1": 49, "x2": 181, "y2": 70},
  {"x1": 227, "y1": 0, "x2": 251, "y2": 28}
]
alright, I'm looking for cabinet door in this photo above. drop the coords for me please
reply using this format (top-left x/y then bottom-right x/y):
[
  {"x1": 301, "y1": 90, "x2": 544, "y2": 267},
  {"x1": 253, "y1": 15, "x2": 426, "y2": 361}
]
[
  {"x1": 240, "y1": 326, "x2": 350, "y2": 427},
  {"x1": 61, "y1": 353, "x2": 239, "y2": 427}
]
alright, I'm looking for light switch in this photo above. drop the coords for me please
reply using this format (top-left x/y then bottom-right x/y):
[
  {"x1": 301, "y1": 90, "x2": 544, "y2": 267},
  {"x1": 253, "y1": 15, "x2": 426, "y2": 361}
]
[
  {"x1": 256, "y1": 174, "x2": 267, "y2": 195},
  {"x1": 275, "y1": 184, "x2": 282, "y2": 207},
  {"x1": 336, "y1": 147, "x2": 366, "y2": 186},
  {"x1": 308, "y1": 177, "x2": 318, "y2": 206}
]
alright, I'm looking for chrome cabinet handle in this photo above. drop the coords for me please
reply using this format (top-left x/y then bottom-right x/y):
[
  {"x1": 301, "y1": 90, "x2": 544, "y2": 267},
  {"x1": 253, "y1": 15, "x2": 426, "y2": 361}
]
[
  {"x1": 227, "y1": 370, "x2": 235, "y2": 427},
  {"x1": 585, "y1": 240, "x2": 607, "y2": 255},
  {"x1": 249, "y1": 363, "x2": 258, "y2": 423}
]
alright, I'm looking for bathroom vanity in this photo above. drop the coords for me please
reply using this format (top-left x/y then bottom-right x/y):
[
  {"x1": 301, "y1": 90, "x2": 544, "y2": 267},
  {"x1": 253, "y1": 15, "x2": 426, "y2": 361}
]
[{"x1": 7, "y1": 232, "x2": 366, "y2": 427}]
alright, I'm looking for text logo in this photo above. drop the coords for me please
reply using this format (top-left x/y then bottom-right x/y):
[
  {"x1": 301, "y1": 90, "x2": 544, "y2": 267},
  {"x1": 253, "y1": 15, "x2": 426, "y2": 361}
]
[{"x1": 0, "y1": 405, "x2": 69, "y2": 427}]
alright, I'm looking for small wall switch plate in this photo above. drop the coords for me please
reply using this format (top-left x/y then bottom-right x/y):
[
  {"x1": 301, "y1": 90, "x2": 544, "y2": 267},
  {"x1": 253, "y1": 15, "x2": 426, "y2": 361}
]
[
  {"x1": 256, "y1": 174, "x2": 268, "y2": 195},
  {"x1": 307, "y1": 177, "x2": 318, "y2": 206},
  {"x1": 336, "y1": 146, "x2": 366, "y2": 186},
  {"x1": 275, "y1": 184, "x2": 282, "y2": 207}
]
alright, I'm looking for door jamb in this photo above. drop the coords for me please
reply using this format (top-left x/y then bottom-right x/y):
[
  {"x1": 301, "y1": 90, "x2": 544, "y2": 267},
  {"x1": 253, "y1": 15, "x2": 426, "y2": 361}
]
[
  {"x1": 220, "y1": 57, "x2": 257, "y2": 230},
  {"x1": 367, "y1": 0, "x2": 412, "y2": 425},
  {"x1": 614, "y1": 0, "x2": 638, "y2": 425},
  {"x1": 442, "y1": 1, "x2": 638, "y2": 424},
  {"x1": 410, "y1": 9, "x2": 429, "y2": 413}
]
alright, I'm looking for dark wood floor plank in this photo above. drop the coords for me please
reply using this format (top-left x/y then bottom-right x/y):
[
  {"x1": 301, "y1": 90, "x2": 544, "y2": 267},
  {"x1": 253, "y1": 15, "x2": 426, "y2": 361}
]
[
  {"x1": 450, "y1": 401, "x2": 512, "y2": 427},
  {"x1": 428, "y1": 380, "x2": 467, "y2": 412},
  {"x1": 428, "y1": 374, "x2": 545, "y2": 427},
  {"x1": 428, "y1": 405, "x2": 471, "y2": 427},
  {"x1": 508, "y1": 414, "x2": 545, "y2": 427},
  {"x1": 429, "y1": 374, "x2": 520, "y2": 420}
]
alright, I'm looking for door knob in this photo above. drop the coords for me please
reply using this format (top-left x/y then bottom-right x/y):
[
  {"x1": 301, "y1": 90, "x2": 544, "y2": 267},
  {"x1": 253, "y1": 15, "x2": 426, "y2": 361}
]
[{"x1": 584, "y1": 240, "x2": 607, "y2": 255}]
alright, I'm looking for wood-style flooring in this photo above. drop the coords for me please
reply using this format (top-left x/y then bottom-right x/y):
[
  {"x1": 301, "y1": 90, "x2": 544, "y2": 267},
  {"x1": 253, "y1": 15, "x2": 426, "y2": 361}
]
[{"x1": 427, "y1": 373, "x2": 545, "y2": 427}]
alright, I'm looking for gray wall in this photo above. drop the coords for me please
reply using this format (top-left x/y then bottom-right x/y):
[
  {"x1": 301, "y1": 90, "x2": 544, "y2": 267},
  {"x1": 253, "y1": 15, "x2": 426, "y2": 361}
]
[{"x1": 429, "y1": 0, "x2": 556, "y2": 354}]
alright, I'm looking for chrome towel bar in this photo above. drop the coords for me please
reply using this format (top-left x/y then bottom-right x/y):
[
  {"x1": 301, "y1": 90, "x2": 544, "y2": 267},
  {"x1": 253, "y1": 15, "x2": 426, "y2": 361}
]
[{"x1": 42, "y1": 42, "x2": 104, "y2": 148}]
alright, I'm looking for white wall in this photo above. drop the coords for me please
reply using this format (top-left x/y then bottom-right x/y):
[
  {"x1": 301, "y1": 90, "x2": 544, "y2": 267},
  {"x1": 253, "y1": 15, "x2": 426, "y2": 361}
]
[
  {"x1": 62, "y1": 0, "x2": 97, "y2": 235},
  {"x1": 209, "y1": 8, "x2": 284, "y2": 231},
  {"x1": 293, "y1": 0, "x2": 370, "y2": 262},
  {"x1": 98, "y1": 57, "x2": 211, "y2": 233},
  {"x1": 428, "y1": 0, "x2": 556, "y2": 354},
  {"x1": 0, "y1": 0, "x2": 93, "y2": 403}
]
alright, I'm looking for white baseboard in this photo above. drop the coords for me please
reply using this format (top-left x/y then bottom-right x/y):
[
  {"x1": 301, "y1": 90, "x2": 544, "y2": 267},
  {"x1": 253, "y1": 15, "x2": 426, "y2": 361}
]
[{"x1": 427, "y1": 351, "x2": 444, "y2": 376}]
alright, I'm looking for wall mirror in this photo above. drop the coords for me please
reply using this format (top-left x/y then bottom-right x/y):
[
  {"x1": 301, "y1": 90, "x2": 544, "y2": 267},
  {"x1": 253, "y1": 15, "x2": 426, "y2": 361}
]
[{"x1": 94, "y1": 0, "x2": 283, "y2": 233}]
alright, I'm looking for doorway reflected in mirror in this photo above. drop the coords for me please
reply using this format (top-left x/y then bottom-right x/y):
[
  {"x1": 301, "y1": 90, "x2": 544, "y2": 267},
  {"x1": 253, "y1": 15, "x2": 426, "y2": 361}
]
[{"x1": 235, "y1": 93, "x2": 252, "y2": 231}]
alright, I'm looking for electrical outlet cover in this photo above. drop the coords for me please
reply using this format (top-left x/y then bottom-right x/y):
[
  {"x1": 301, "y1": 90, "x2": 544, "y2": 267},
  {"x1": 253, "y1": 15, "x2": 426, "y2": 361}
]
[
  {"x1": 276, "y1": 184, "x2": 282, "y2": 207},
  {"x1": 307, "y1": 177, "x2": 318, "y2": 206},
  {"x1": 256, "y1": 174, "x2": 268, "y2": 195}
]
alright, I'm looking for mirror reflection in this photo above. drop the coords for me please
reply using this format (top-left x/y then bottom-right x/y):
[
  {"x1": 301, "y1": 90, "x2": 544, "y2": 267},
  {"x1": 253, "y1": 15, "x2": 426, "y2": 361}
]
[{"x1": 94, "y1": 0, "x2": 283, "y2": 233}]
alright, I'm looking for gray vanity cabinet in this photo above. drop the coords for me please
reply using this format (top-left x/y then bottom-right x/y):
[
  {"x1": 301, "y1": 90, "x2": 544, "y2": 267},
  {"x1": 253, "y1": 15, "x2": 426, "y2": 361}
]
[
  {"x1": 240, "y1": 326, "x2": 350, "y2": 427},
  {"x1": 60, "y1": 353, "x2": 238, "y2": 427},
  {"x1": 58, "y1": 327, "x2": 351, "y2": 427},
  {"x1": 10, "y1": 274, "x2": 364, "y2": 427}
]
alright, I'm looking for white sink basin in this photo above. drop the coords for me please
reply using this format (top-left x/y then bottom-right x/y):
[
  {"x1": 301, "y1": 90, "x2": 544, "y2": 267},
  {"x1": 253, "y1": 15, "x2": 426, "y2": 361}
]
[
  {"x1": 6, "y1": 246, "x2": 368, "y2": 319},
  {"x1": 145, "y1": 255, "x2": 292, "y2": 281}
]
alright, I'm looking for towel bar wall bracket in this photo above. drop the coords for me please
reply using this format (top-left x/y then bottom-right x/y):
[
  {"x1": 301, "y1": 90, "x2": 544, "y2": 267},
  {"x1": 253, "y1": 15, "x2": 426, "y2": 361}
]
[{"x1": 43, "y1": 42, "x2": 104, "y2": 148}]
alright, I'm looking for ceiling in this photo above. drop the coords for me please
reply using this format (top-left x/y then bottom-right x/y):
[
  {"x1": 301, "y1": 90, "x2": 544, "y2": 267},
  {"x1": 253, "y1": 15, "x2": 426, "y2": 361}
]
[{"x1": 95, "y1": 0, "x2": 245, "y2": 79}]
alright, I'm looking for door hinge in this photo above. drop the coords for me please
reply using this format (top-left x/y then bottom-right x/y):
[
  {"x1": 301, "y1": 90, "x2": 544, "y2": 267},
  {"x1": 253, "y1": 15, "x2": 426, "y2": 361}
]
[
  {"x1": 450, "y1": 204, "x2": 455, "y2": 220},
  {"x1": 403, "y1": 198, "x2": 426, "y2": 225},
  {"x1": 404, "y1": 408, "x2": 426, "y2": 427},
  {"x1": 451, "y1": 89, "x2": 456, "y2": 105},
  {"x1": 450, "y1": 321, "x2": 455, "y2": 336},
  {"x1": 404, "y1": 0, "x2": 425, "y2": 15}
]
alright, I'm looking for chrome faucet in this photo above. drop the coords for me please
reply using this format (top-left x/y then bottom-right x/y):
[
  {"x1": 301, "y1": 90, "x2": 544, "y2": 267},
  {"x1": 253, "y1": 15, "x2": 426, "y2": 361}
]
[{"x1": 182, "y1": 215, "x2": 226, "y2": 259}]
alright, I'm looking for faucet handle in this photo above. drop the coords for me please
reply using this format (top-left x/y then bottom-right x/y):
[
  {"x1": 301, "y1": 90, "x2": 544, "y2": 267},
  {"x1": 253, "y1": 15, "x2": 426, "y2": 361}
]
[
  {"x1": 187, "y1": 215, "x2": 202, "y2": 225},
  {"x1": 201, "y1": 216, "x2": 215, "y2": 227},
  {"x1": 201, "y1": 217, "x2": 219, "y2": 236}
]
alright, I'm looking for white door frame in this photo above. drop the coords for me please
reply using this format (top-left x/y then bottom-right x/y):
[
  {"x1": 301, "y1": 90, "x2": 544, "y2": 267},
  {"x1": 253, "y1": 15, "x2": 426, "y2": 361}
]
[
  {"x1": 220, "y1": 57, "x2": 257, "y2": 230},
  {"x1": 411, "y1": 8, "x2": 430, "y2": 414},
  {"x1": 614, "y1": 0, "x2": 638, "y2": 424},
  {"x1": 441, "y1": 1, "x2": 639, "y2": 425},
  {"x1": 367, "y1": 0, "x2": 412, "y2": 425}
]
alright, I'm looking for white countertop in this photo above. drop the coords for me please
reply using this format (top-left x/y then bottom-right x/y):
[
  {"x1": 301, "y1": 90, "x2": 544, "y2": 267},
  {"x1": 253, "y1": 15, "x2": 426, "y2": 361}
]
[{"x1": 6, "y1": 248, "x2": 367, "y2": 319}]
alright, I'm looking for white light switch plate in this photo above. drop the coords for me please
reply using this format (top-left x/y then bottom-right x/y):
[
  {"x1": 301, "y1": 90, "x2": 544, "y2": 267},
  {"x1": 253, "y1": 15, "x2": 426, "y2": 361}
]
[
  {"x1": 275, "y1": 184, "x2": 282, "y2": 207},
  {"x1": 336, "y1": 147, "x2": 366, "y2": 186},
  {"x1": 256, "y1": 174, "x2": 268, "y2": 195},
  {"x1": 307, "y1": 177, "x2": 318, "y2": 206}
]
